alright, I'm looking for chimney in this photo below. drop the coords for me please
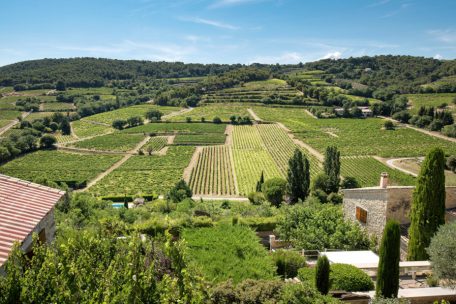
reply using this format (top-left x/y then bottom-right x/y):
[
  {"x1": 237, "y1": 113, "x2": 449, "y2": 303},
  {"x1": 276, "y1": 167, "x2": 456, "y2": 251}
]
[{"x1": 380, "y1": 172, "x2": 389, "y2": 188}]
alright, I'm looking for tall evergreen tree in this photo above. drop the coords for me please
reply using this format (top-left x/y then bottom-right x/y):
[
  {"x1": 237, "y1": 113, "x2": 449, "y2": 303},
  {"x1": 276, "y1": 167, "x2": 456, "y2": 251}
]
[
  {"x1": 60, "y1": 118, "x2": 71, "y2": 135},
  {"x1": 376, "y1": 220, "x2": 400, "y2": 298},
  {"x1": 256, "y1": 171, "x2": 265, "y2": 192},
  {"x1": 324, "y1": 146, "x2": 341, "y2": 193},
  {"x1": 286, "y1": 149, "x2": 310, "y2": 203},
  {"x1": 407, "y1": 147, "x2": 446, "y2": 260},
  {"x1": 315, "y1": 255, "x2": 330, "y2": 295}
]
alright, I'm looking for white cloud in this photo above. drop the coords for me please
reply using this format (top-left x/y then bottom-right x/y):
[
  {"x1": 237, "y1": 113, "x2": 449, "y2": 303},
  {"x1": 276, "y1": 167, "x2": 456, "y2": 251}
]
[
  {"x1": 321, "y1": 51, "x2": 342, "y2": 60},
  {"x1": 181, "y1": 17, "x2": 239, "y2": 30},
  {"x1": 427, "y1": 29, "x2": 456, "y2": 43},
  {"x1": 434, "y1": 54, "x2": 443, "y2": 60}
]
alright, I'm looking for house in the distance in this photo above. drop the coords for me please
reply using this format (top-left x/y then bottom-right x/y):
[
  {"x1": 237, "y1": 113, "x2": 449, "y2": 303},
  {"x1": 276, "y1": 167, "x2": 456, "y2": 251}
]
[{"x1": 0, "y1": 174, "x2": 65, "y2": 273}]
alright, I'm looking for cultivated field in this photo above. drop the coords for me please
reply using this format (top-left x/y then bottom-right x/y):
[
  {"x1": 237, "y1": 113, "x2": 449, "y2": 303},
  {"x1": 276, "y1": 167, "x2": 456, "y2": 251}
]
[
  {"x1": 143, "y1": 136, "x2": 168, "y2": 152},
  {"x1": 121, "y1": 122, "x2": 227, "y2": 135},
  {"x1": 189, "y1": 146, "x2": 237, "y2": 196},
  {"x1": 71, "y1": 133, "x2": 145, "y2": 152},
  {"x1": 169, "y1": 104, "x2": 251, "y2": 122},
  {"x1": 406, "y1": 93, "x2": 456, "y2": 115},
  {"x1": 71, "y1": 120, "x2": 114, "y2": 138}
]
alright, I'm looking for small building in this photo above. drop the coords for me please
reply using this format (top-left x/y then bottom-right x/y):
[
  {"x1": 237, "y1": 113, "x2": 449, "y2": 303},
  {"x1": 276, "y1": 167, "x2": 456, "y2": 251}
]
[
  {"x1": 343, "y1": 173, "x2": 456, "y2": 239},
  {"x1": 359, "y1": 107, "x2": 373, "y2": 118},
  {"x1": 0, "y1": 174, "x2": 65, "y2": 272},
  {"x1": 334, "y1": 107, "x2": 345, "y2": 116}
]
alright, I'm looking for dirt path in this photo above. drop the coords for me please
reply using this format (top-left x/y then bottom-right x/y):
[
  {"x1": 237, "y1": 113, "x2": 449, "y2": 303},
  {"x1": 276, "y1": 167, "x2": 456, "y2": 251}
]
[
  {"x1": 225, "y1": 124, "x2": 233, "y2": 145},
  {"x1": 380, "y1": 116, "x2": 456, "y2": 143},
  {"x1": 0, "y1": 111, "x2": 31, "y2": 136},
  {"x1": 276, "y1": 122, "x2": 324, "y2": 162},
  {"x1": 81, "y1": 136, "x2": 151, "y2": 191},
  {"x1": 183, "y1": 146, "x2": 203, "y2": 183},
  {"x1": 228, "y1": 147, "x2": 240, "y2": 195},
  {"x1": 57, "y1": 146, "x2": 128, "y2": 155},
  {"x1": 305, "y1": 109, "x2": 317, "y2": 119},
  {"x1": 373, "y1": 156, "x2": 420, "y2": 177},
  {"x1": 247, "y1": 108, "x2": 262, "y2": 121},
  {"x1": 162, "y1": 107, "x2": 194, "y2": 120}
]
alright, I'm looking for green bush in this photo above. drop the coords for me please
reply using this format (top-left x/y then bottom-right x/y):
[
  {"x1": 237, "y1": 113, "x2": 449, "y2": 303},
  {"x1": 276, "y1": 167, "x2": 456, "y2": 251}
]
[
  {"x1": 271, "y1": 250, "x2": 306, "y2": 278},
  {"x1": 212, "y1": 279, "x2": 284, "y2": 304},
  {"x1": 298, "y1": 263, "x2": 374, "y2": 292},
  {"x1": 279, "y1": 282, "x2": 339, "y2": 304},
  {"x1": 262, "y1": 178, "x2": 287, "y2": 206},
  {"x1": 248, "y1": 192, "x2": 265, "y2": 205}
]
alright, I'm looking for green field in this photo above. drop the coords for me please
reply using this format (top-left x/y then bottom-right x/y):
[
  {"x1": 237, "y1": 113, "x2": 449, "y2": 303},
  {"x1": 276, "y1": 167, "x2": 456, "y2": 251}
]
[
  {"x1": 72, "y1": 133, "x2": 145, "y2": 151},
  {"x1": 182, "y1": 225, "x2": 276, "y2": 284},
  {"x1": 341, "y1": 156, "x2": 416, "y2": 187},
  {"x1": 82, "y1": 104, "x2": 179, "y2": 125},
  {"x1": 72, "y1": 120, "x2": 114, "y2": 138},
  {"x1": 174, "y1": 133, "x2": 226, "y2": 145},
  {"x1": 189, "y1": 146, "x2": 237, "y2": 196},
  {"x1": 121, "y1": 122, "x2": 227, "y2": 135},
  {"x1": 0, "y1": 110, "x2": 21, "y2": 120},
  {"x1": 42, "y1": 102, "x2": 75, "y2": 111},
  {"x1": 406, "y1": 93, "x2": 456, "y2": 114},
  {"x1": 170, "y1": 104, "x2": 251, "y2": 122},
  {"x1": 232, "y1": 125, "x2": 282, "y2": 195},
  {"x1": 0, "y1": 150, "x2": 121, "y2": 185},
  {"x1": 251, "y1": 106, "x2": 456, "y2": 157},
  {"x1": 89, "y1": 146, "x2": 194, "y2": 196},
  {"x1": 24, "y1": 112, "x2": 56, "y2": 122}
]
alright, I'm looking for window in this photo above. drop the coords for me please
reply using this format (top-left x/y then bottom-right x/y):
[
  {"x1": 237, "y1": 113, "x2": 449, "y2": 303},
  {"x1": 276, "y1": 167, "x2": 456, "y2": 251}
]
[
  {"x1": 356, "y1": 207, "x2": 367, "y2": 224},
  {"x1": 38, "y1": 228, "x2": 46, "y2": 243}
]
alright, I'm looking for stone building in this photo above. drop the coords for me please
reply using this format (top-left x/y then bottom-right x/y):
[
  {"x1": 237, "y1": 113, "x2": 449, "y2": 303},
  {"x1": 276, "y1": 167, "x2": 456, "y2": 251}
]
[
  {"x1": 0, "y1": 174, "x2": 65, "y2": 273},
  {"x1": 343, "y1": 173, "x2": 456, "y2": 239}
]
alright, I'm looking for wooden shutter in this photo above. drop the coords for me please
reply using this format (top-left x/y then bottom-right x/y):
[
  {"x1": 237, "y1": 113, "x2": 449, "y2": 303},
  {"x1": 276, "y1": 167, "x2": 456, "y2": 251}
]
[{"x1": 356, "y1": 207, "x2": 367, "y2": 224}]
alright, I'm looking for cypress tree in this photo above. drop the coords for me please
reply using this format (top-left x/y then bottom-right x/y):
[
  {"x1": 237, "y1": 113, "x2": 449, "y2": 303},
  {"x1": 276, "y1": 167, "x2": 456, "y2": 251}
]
[
  {"x1": 287, "y1": 149, "x2": 310, "y2": 203},
  {"x1": 323, "y1": 146, "x2": 340, "y2": 193},
  {"x1": 256, "y1": 171, "x2": 264, "y2": 192},
  {"x1": 315, "y1": 255, "x2": 330, "y2": 295},
  {"x1": 376, "y1": 220, "x2": 401, "y2": 298},
  {"x1": 60, "y1": 118, "x2": 71, "y2": 135},
  {"x1": 407, "y1": 147, "x2": 446, "y2": 261}
]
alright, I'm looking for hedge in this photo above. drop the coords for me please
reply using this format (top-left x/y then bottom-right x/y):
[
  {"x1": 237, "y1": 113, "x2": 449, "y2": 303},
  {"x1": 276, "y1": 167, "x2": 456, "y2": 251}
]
[{"x1": 100, "y1": 194, "x2": 157, "y2": 203}]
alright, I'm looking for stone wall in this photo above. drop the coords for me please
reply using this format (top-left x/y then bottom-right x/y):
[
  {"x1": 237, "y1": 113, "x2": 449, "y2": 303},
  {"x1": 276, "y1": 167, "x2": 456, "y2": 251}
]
[{"x1": 22, "y1": 209, "x2": 56, "y2": 252}]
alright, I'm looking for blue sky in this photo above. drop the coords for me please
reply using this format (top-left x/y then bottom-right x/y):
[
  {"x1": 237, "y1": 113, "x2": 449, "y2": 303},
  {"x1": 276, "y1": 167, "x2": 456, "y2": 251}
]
[{"x1": 0, "y1": 0, "x2": 455, "y2": 66}]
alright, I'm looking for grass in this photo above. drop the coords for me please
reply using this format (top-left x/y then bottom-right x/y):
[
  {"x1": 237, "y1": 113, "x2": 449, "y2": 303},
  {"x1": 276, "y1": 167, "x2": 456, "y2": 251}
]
[
  {"x1": 0, "y1": 110, "x2": 21, "y2": 121},
  {"x1": 42, "y1": 102, "x2": 75, "y2": 111},
  {"x1": 182, "y1": 225, "x2": 276, "y2": 284},
  {"x1": 71, "y1": 120, "x2": 114, "y2": 138},
  {"x1": 170, "y1": 104, "x2": 251, "y2": 122},
  {"x1": 250, "y1": 106, "x2": 456, "y2": 157},
  {"x1": 121, "y1": 122, "x2": 227, "y2": 135},
  {"x1": 341, "y1": 156, "x2": 416, "y2": 187},
  {"x1": 71, "y1": 133, "x2": 145, "y2": 152},
  {"x1": 65, "y1": 87, "x2": 115, "y2": 95},
  {"x1": 174, "y1": 133, "x2": 226, "y2": 145},
  {"x1": 89, "y1": 146, "x2": 194, "y2": 196},
  {"x1": 406, "y1": 93, "x2": 456, "y2": 115},
  {"x1": 82, "y1": 104, "x2": 179, "y2": 125},
  {"x1": 0, "y1": 150, "x2": 122, "y2": 185},
  {"x1": 189, "y1": 146, "x2": 237, "y2": 196}
]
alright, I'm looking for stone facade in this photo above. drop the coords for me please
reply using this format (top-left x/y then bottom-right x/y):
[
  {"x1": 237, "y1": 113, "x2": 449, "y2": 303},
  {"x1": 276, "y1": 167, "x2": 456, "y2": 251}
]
[
  {"x1": 343, "y1": 186, "x2": 456, "y2": 239},
  {"x1": 21, "y1": 209, "x2": 56, "y2": 253}
]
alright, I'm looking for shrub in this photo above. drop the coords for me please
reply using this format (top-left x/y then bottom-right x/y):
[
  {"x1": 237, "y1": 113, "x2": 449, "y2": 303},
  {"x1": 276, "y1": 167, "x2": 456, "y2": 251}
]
[
  {"x1": 279, "y1": 282, "x2": 339, "y2": 304},
  {"x1": 112, "y1": 119, "x2": 126, "y2": 130},
  {"x1": 40, "y1": 134, "x2": 57, "y2": 149},
  {"x1": 168, "y1": 179, "x2": 192, "y2": 203},
  {"x1": 212, "y1": 279, "x2": 284, "y2": 304},
  {"x1": 271, "y1": 250, "x2": 306, "y2": 279},
  {"x1": 213, "y1": 116, "x2": 222, "y2": 124},
  {"x1": 186, "y1": 117, "x2": 192, "y2": 123},
  {"x1": 327, "y1": 192, "x2": 343, "y2": 204},
  {"x1": 446, "y1": 155, "x2": 456, "y2": 173},
  {"x1": 315, "y1": 255, "x2": 330, "y2": 295},
  {"x1": 340, "y1": 176, "x2": 360, "y2": 189},
  {"x1": 442, "y1": 124, "x2": 456, "y2": 138},
  {"x1": 312, "y1": 173, "x2": 331, "y2": 194},
  {"x1": 262, "y1": 178, "x2": 287, "y2": 207},
  {"x1": 428, "y1": 119, "x2": 443, "y2": 131},
  {"x1": 248, "y1": 192, "x2": 265, "y2": 205},
  {"x1": 145, "y1": 109, "x2": 163, "y2": 121},
  {"x1": 384, "y1": 120, "x2": 395, "y2": 130},
  {"x1": 298, "y1": 263, "x2": 374, "y2": 292},
  {"x1": 392, "y1": 110, "x2": 411, "y2": 123}
]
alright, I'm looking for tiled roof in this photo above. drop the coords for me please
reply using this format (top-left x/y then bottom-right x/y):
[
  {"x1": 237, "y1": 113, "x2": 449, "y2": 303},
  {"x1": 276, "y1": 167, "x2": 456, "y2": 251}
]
[{"x1": 0, "y1": 174, "x2": 65, "y2": 267}]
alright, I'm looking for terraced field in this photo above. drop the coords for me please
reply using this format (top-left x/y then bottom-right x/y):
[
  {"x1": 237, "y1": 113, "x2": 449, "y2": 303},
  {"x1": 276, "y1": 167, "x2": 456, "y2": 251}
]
[
  {"x1": 82, "y1": 105, "x2": 179, "y2": 125},
  {"x1": 189, "y1": 146, "x2": 237, "y2": 196},
  {"x1": 71, "y1": 120, "x2": 114, "y2": 138},
  {"x1": 0, "y1": 150, "x2": 122, "y2": 185},
  {"x1": 341, "y1": 156, "x2": 416, "y2": 187},
  {"x1": 169, "y1": 104, "x2": 251, "y2": 122},
  {"x1": 232, "y1": 125, "x2": 282, "y2": 195},
  {"x1": 71, "y1": 133, "x2": 145, "y2": 152},
  {"x1": 89, "y1": 146, "x2": 195, "y2": 196}
]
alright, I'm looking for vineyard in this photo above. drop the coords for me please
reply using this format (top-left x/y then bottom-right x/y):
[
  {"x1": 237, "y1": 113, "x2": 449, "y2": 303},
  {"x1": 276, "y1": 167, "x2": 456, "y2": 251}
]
[
  {"x1": 189, "y1": 146, "x2": 237, "y2": 196},
  {"x1": 0, "y1": 150, "x2": 121, "y2": 185},
  {"x1": 71, "y1": 133, "x2": 145, "y2": 152},
  {"x1": 42, "y1": 102, "x2": 75, "y2": 111},
  {"x1": 89, "y1": 146, "x2": 195, "y2": 196},
  {"x1": 122, "y1": 122, "x2": 227, "y2": 135},
  {"x1": 406, "y1": 93, "x2": 456, "y2": 115},
  {"x1": 143, "y1": 136, "x2": 168, "y2": 152},
  {"x1": 341, "y1": 156, "x2": 416, "y2": 187},
  {"x1": 169, "y1": 104, "x2": 252, "y2": 122},
  {"x1": 71, "y1": 120, "x2": 114, "y2": 138},
  {"x1": 174, "y1": 133, "x2": 226, "y2": 145}
]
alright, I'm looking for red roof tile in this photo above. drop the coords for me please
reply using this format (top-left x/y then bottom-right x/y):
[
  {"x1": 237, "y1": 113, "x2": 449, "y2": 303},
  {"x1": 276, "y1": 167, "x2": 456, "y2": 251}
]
[{"x1": 0, "y1": 174, "x2": 65, "y2": 267}]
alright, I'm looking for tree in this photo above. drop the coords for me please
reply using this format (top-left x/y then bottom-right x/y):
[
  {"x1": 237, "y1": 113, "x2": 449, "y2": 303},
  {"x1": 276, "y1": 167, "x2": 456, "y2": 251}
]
[
  {"x1": 55, "y1": 80, "x2": 66, "y2": 91},
  {"x1": 384, "y1": 121, "x2": 395, "y2": 130},
  {"x1": 168, "y1": 180, "x2": 192, "y2": 203},
  {"x1": 40, "y1": 134, "x2": 57, "y2": 149},
  {"x1": 341, "y1": 176, "x2": 360, "y2": 189},
  {"x1": 256, "y1": 171, "x2": 264, "y2": 192},
  {"x1": 287, "y1": 149, "x2": 310, "y2": 203},
  {"x1": 60, "y1": 119, "x2": 71, "y2": 135},
  {"x1": 427, "y1": 221, "x2": 456, "y2": 288},
  {"x1": 376, "y1": 220, "x2": 400, "y2": 298},
  {"x1": 126, "y1": 116, "x2": 143, "y2": 127},
  {"x1": 408, "y1": 148, "x2": 446, "y2": 261},
  {"x1": 315, "y1": 255, "x2": 330, "y2": 295},
  {"x1": 323, "y1": 146, "x2": 340, "y2": 193},
  {"x1": 262, "y1": 178, "x2": 287, "y2": 207},
  {"x1": 112, "y1": 119, "x2": 126, "y2": 130},
  {"x1": 213, "y1": 117, "x2": 222, "y2": 124},
  {"x1": 447, "y1": 155, "x2": 456, "y2": 173},
  {"x1": 145, "y1": 110, "x2": 163, "y2": 121}
]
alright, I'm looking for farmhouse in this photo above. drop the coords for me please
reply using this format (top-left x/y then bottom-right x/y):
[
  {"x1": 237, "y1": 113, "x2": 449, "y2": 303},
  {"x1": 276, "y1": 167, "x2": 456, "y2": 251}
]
[
  {"x1": 358, "y1": 107, "x2": 373, "y2": 117},
  {"x1": 0, "y1": 174, "x2": 65, "y2": 273},
  {"x1": 343, "y1": 173, "x2": 456, "y2": 239}
]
